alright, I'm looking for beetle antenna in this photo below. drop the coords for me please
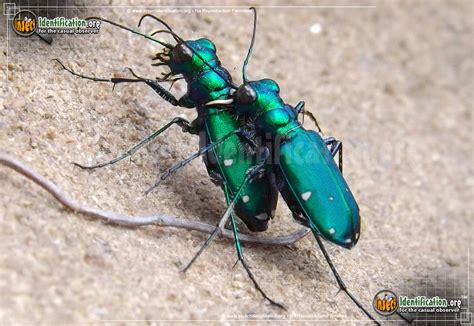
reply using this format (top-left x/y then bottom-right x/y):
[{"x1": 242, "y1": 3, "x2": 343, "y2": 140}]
[
  {"x1": 242, "y1": 7, "x2": 257, "y2": 83},
  {"x1": 86, "y1": 17, "x2": 173, "y2": 49},
  {"x1": 150, "y1": 29, "x2": 187, "y2": 44},
  {"x1": 150, "y1": 29, "x2": 177, "y2": 37},
  {"x1": 139, "y1": 14, "x2": 181, "y2": 42},
  {"x1": 140, "y1": 14, "x2": 238, "y2": 90}
]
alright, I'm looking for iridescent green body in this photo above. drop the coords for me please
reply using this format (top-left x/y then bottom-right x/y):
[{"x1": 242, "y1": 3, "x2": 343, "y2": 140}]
[
  {"x1": 55, "y1": 16, "x2": 283, "y2": 310},
  {"x1": 233, "y1": 79, "x2": 360, "y2": 248},
  {"x1": 58, "y1": 13, "x2": 383, "y2": 319},
  {"x1": 169, "y1": 40, "x2": 277, "y2": 231}
]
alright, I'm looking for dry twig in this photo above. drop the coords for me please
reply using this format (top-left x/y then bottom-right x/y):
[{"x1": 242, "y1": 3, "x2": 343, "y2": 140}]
[{"x1": 0, "y1": 151, "x2": 309, "y2": 245}]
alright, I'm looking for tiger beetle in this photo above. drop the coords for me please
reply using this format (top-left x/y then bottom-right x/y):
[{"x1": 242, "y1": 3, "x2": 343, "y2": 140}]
[
  {"x1": 54, "y1": 10, "x2": 410, "y2": 324},
  {"x1": 203, "y1": 8, "x2": 413, "y2": 325},
  {"x1": 54, "y1": 14, "x2": 285, "y2": 309}
]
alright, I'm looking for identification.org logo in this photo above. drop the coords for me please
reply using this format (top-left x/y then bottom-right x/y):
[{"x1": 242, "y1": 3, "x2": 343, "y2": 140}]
[{"x1": 12, "y1": 10, "x2": 101, "y2": 37}]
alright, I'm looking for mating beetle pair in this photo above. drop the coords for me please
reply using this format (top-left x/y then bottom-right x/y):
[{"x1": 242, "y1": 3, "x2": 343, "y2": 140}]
[{"x1": 55, "y1": 8, "x2": 409, "y2": 325}]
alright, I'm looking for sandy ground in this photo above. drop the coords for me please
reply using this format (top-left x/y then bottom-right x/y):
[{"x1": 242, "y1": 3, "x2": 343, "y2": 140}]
[{"x1": 0, "y1": 0, "x2": 473, "y2": 324}]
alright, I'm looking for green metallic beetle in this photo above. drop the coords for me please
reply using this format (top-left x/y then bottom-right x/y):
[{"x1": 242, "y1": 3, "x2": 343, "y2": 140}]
[
  {"x1": 231, "y1": 78, "x2": 359, "y2": 248},
  {"x1": 199, "y1": 7, "x2": 383, "y2": 324},
  {"x1": 203, "y1": 7, "x2": 414, "y2": 324},
  {"x1": 55, "y1": 15, "x2": 283, "y2": 308},
  {"x1": 55, "y1": 10, "x2": 411, "y2": 323}
]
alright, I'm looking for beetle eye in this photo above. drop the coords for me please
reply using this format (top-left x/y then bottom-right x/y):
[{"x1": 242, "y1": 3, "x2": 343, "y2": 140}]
[
  {"x1": 235, "y1": 84, "x2": 257, "y2": 104},
  {"x1": 172, "y1": 43, "x2": 193, "y2": 63}
]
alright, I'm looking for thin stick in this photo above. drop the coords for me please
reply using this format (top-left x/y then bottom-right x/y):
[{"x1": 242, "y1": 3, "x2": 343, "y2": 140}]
[{"x1": 0, "y1": 151, "x2": 310, "y2": 246}]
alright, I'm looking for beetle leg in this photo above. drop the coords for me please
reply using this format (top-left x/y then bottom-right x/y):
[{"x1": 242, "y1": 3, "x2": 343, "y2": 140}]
[
  {"x1": 324, "y1": 137, "x2": 343, "y2": 174},
  {"x1": 122, "y1": 68, "x2": 194, "y2": 108},
  {"x1": 54, "y1": 58, "x2": 147, "y2": 85},
  {"x1": 182, "y1": 150, "x2": 285, "y2": 309},
  {"x1": 307, "y1": 220, "x2": 381, "y2": 325},
  {"x1": 73, "y1": 117, "x2": 196, "y2": 171},
  {"x1": 330, "y1": 141, "x2": 343, "y2": 174},
  {"x1": 181, "y1": 182, "x2": 247, "y2": 274},
  {"x1": 182, "y1": 148, "x2": 270, "y2": 270},
  {"x1": 227, "y1": 185, "x2": 286, "y2": 310},
  {"x1": 54, "y1": 59, "x2": 193, "y2": 108},
  {"x1": 144, "y1": 128, "x2": 245, "y2": 194},
  {"x1": 294, "y1": 101, "x2": 323, "y2": 133},
  {"x1": 181, "y1": 182, "x2": 237, "y2": 274}
]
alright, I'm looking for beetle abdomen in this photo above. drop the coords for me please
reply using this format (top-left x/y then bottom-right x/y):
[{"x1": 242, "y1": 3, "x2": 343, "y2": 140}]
[
  {"x1": 202, "y1": 107, "x2": 278, "y2": 232},
  {"x1": 279, "y1": 128, "x2": 360, "y2": 248}
]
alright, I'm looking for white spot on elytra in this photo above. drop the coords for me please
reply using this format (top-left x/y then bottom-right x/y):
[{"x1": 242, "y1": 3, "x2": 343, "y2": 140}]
[
  {"x1": 242, "y1": 195, "x2": 250, "y2": 203},
  {"x1": 256, "y1": 213, "x2": 268, "y2": 221},
  {"x1": 329, "y1": 228, "x2": 336, "y2": 235},
  {"x1": 301, "y1": 191, "x2": 312, "y2": 201},
  {"x1": 355, "y1": 233, "x2": 360, "y2": 240},
  {"x1": 310, "y1": 23, "x2": 322, "y2": 34},
  {"x1": 329, "y1": 196, "x2": 334, "y2": 201},
  {"x1": 345, "y1": 238, "x2": 352, "y2": 244},
  {"x1": 224, "y1": 159, "x2": 233, "y2": 166}
]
